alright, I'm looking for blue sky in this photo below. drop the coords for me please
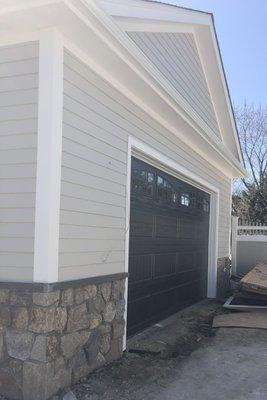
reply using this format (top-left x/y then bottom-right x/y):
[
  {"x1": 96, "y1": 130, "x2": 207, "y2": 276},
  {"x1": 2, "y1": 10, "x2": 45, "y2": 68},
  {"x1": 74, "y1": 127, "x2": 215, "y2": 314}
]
[{"x1": 155, "y1": 0, "x2": 267, "y2": 107}]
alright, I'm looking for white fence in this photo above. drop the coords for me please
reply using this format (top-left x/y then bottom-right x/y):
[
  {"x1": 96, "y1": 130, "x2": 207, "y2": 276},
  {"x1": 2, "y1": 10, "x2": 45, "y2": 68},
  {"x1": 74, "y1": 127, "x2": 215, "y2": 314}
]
[{"x1": 232, "y1": 217, "x2": 267, "y2": 275}]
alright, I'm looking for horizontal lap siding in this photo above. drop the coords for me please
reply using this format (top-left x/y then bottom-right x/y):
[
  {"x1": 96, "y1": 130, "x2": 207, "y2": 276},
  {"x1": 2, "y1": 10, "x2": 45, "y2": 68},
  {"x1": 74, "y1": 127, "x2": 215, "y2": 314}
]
[
  {"x1": 127, "y1": 32, "x2": 221, "y2": 139},
  {"x1": 59, "y1": 50, "x2": 231, "y2": 281},
  {"x1": 0, "y1": 42, "x2": 38, "y2": 282}
]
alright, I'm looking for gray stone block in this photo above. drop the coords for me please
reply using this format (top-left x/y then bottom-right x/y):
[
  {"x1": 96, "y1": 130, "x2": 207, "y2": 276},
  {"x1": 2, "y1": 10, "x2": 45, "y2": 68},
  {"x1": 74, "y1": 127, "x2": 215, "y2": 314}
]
[
  {"x1": 103, "y1": 302, "x2": 116, "y2": 323},
  {"x1": 10, "y1": 290, "x2": 32, "y2": 307},
  {"x1": 32, "y1": 291, "x2": 60, "y2": 307},
  {"x1": 61, "y1": 288, "x2": 74, "y2": 307},
  {"x1": 84, "y1": 284, "x2": 97, "y2": 300},
  {"x1": 67, "y1": 304, "x2": 90, "y2": 332},
  {"x1": 105, "y1": 338, "x2": 123, "y2": 363},
  {"x1": 63, "y1": 391, "x2": 78, "y2": 400},
  {"x1": 6, "y1": 329, "x2": 34, "y2": 361},
  {"x1": 54, "y1": 307, "x2": 67, "y2": 332},
  {"x1": 112, "y1": 280, "x2": 125, "y2": 301},
  {"x1": 23, "y1": 361, "x2": 55, "y2": 400},
  {"x1": 100, "y1": 282, "x2": 111, "y2": 302},
  {"x1": 61, "y1": 331, "x2": 91, "y2": 359},
  {"x1": 75, "y1": 285, "x2": 97, "y2": 305},
  {"x1": 0, "y1": 334, "x2": 3, "y2": 361},
  {"x1": 89, "y1": 313, "x2": 102, "y2": 330},
  {"x1": 0, "y1": 359, "x2": 22, "y2": 400},
  {"x1": 112, "y1": 320, "x2": 125, "y2": 340},
  {"x1": 12, "y1": 307, "x2": 29, "y2": 330},
  {"x1": 0, "y1": 289, "x2": 9, "y2": 304},
  {"x1": 0, "y1": 305, "x2": 11, "y2": 329},
  {"x1": 115, "y1": 299, "x2": 125, "y2": 320},
  {"x1": 92, "y1": 294, "x2": 106, "y2": 313},
  {"x1": 84, "y1": 330, "x2": 99, "y2": 363},
  {"x1": 29, "y1": 306, "x2": 55, "y2": 333},
  {"x1": 31, "y1": 334, "x2": 59, "y2": 362},
  {"x1": 99, "y1": 333, "x2": 111, "y2": 355},
  {"x1": 98, "y1": 323, "x2": 111, "y2": 335}
]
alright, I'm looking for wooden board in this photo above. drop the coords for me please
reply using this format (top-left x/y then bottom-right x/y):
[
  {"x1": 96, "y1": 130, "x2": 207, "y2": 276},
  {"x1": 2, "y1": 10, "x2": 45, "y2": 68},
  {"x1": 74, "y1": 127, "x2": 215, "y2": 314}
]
[
  {"x1": 241, "y1": 263, "x2": 267, "y2": 295},
  {"x1": 213, "y1": 311, "x2": 267, "y2": 329}
]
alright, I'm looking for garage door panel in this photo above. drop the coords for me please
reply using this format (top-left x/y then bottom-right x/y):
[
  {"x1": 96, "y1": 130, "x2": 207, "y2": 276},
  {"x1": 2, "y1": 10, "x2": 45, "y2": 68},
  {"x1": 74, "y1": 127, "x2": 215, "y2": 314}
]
[
  {"x1": 178, "y1": 251, "x2": 196, "y2": 271},
  {"x1": 130, "y1": 210, "x2": 153, "y2": 237},
  {"x1": 154, "y1": 253, "x2": 176, "y2": 277},
  {"x1": 128, "y1": 157, "x2": 210, "y2": 336},
  {"x1": 127, "y1": 295, "x2": 152, "y2": 331},
  {"x1": 129, "y1": 254, "x2": 152, "y2": 282},
  {"x1": 155, "y1": 215, "x2": 178, "y2": 238}
]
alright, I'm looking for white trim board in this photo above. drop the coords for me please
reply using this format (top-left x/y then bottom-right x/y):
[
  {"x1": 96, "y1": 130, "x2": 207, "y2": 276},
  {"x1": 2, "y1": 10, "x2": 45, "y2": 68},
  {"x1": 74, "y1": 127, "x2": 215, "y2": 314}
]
[
  {"x1": 123, "y1": 136, "x2": 219, "y2": 347},
  {"x1": 33, "y1": 28, "x2": 63, "y2": 283}
]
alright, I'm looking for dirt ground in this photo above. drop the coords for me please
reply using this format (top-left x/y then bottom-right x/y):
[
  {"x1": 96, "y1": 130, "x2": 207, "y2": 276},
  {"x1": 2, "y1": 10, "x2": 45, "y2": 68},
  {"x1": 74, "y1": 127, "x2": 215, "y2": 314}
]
[
  {"x1": 71, "y1": 300, "x2": 218, "y2": 399},
  {"x1": 71, "y1": 300, "x2": 267, "y2": 400}
]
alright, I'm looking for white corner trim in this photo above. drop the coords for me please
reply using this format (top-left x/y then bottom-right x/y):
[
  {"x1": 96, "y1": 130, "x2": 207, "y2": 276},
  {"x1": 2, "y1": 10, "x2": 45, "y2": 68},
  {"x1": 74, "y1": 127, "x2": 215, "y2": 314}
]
[
  {"x1": 33, "y1": 28, "x2": 63, "y2": 283},
  {"x1": 123, "y1": 138, "x2": 132, "y2": 349},
  {"x1": 123, "y1": 136, "x2": 219, "y2": 347},
  {"x1": 207, "y1": 191, "x2": 219, "y2": 298}
]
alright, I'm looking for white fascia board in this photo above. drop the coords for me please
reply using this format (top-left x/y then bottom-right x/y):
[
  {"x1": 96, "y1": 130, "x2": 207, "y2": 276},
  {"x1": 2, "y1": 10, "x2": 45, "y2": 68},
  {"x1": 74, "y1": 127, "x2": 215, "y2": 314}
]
[
  {"x1": 116, "y1": 18, "x2": 195, "y2": 33},
  {"x1": 34, "y1": 28, "x2": 63, "y2": 283},
  {"x1": 0, "y1": 0, "x2": 246, "y2": 178},
  {"x1": 195, "y1": 24, "x2": 244, "y2": 166},
  {"x1": 99, "y1": 0, "x2": 212, "y2": 25}
]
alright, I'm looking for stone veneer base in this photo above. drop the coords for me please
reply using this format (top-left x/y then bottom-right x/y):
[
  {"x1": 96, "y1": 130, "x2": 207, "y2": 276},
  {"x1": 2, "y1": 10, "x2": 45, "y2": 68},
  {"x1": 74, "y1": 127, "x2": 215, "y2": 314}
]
[
  {"x1": 0, "y1": 273, "x2": 127, "y2": 400},
  {"x1": 217, "y1": 257, "x2": 231, "y2": 299}
]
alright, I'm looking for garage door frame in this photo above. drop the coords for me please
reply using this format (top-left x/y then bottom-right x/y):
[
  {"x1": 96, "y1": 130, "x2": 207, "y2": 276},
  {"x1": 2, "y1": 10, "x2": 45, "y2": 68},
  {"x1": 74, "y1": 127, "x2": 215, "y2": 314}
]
[{"x1": 123, "y1": 136, "x2": 219, "y2": 348}]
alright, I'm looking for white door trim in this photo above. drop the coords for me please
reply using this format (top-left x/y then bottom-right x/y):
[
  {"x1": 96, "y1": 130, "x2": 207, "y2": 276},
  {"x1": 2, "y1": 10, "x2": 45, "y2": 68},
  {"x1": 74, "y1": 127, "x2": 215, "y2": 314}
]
[{"x1": 123, "y1": 136, "x2": 219, "y2": 348}]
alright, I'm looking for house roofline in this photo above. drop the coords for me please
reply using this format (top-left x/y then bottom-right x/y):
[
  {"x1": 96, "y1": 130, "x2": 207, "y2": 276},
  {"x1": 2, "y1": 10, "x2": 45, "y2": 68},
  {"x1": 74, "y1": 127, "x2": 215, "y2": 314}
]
[
  {"x1": 140, "y1": 0, "x2": 213, "y2": 17},
  {"x1": 102, "y1": 0, "x2": 244, "y2": 168},
  {"x1": 210, "y1": 13, "x2": 245, "y2": 167},
  {"x1": 0, "y1": 0, "x2": 247, "y2": 178},
  {"x1": 146, "y1": 0, "x2": 244, "y2": 167}
]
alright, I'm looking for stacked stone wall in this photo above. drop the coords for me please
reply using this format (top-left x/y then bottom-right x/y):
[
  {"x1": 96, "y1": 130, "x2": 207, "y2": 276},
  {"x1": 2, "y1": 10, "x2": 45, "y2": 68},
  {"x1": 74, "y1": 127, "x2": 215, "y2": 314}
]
[{"x1": 0, "y1": 275, "x2": 126, "y2": 400}]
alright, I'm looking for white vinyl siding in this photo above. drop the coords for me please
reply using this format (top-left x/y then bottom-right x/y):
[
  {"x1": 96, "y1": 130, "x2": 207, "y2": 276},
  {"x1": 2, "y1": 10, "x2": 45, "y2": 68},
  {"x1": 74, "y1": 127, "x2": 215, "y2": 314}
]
[
  {"x1": 127, "y1": 32, "x2": 221, "y2": 139},
  {"x1": 59, "y1": 50, "x2": 231, "y2": 281},
  {"x1": 0, "y1": 42, "x2": 39, "y2": 282}
]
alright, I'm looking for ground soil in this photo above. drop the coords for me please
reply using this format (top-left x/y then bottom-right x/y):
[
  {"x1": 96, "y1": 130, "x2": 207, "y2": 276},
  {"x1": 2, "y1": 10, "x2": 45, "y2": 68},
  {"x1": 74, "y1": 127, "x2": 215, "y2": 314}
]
[{"x1": 72, "y1": 300, "x2": 226, "y2": 400}]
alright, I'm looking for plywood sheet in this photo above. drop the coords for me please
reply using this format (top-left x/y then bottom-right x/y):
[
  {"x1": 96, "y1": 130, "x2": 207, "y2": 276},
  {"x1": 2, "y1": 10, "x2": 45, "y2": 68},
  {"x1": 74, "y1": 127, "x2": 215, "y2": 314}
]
[
  {"x1": 213, "y1": 311, "x2": 267, "y2": 329},
  {"x1": 241, "y1": 263, "x2": 267, "y2": 295}
]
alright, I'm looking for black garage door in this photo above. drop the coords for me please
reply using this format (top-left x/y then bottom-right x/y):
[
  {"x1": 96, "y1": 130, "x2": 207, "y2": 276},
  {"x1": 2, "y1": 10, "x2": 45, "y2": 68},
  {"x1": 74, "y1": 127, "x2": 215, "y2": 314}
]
[{"x1": 127, "y1": 157, "x2": 210, "y2": 336}]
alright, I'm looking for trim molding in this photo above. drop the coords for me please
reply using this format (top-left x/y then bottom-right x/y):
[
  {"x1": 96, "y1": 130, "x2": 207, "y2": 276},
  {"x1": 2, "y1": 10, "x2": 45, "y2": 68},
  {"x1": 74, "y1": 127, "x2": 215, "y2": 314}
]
[
  {"x1": 33, "y1": 28, "x2": 63, "y2": 283},
  {"x1": 0, "y1": 273, "x2": 128, "y2": 293},
  {"x1": 123, "y1": 136, "x2": 219, "y2": 346}
]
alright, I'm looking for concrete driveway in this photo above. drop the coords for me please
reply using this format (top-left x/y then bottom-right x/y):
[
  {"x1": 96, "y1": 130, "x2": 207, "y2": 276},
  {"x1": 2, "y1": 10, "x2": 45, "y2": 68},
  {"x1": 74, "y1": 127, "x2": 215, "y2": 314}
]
[
  {"x1": 140, "y1": 328, "x2": 267, "y2": 400},
  {"x1": 73, "y1": 301, "x2": 267, "y2": 400}
]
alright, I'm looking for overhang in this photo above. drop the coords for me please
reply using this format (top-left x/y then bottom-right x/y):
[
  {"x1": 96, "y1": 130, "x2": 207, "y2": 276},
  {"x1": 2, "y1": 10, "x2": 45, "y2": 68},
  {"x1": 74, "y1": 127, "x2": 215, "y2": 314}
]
[{"x1": 0, "y1": 0, "x2": 247, "y2": 178}]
